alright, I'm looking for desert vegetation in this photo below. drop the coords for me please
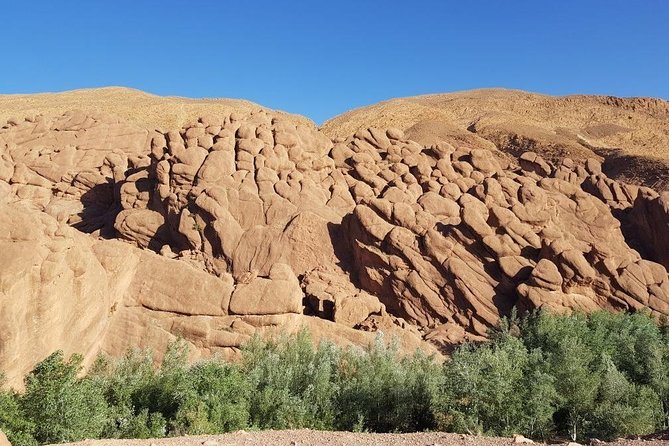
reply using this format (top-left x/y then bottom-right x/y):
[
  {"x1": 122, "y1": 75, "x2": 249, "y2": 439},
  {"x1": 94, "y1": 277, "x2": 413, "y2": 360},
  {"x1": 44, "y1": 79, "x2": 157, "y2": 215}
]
[{"x1": 1, "y1": 311, "x2": 668, "y2": 446}]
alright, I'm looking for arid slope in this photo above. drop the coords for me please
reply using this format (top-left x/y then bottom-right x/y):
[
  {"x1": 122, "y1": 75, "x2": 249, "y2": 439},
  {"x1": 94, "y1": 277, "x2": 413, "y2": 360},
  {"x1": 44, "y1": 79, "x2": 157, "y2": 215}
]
[
  {"x1": 1, "y1": 87, "x2": 668, "y2": 389},
  {"x1": 50, "y1": 430, "x2": 669, "y2": 446},
  {"x1": 322, "y1": 89, "x2": 669, "y2": 190},
  {"x1": 0, "y1": 87, "x2": 314, "y2": 131}
]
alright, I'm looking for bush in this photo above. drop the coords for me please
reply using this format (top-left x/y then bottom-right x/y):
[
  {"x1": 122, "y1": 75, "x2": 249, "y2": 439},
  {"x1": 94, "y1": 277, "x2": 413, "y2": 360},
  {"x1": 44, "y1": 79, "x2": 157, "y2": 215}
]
[
  {"x1": 88, "y1": 349, "x2": 166, "y2": 439},
  {"x1": 171, "y1": 360, "x2": 250, "y2": 434},
  {"x1": 242, "y1": 330, "x2": 339, "y2": 430},
  {"x1": 335, "y1": 336, "x2": 442, "y2": 432},
  {"x1": 20, "y1": 351, "x2": 108, "y2": 444},
  {"x1": 519, "y1": 310, "x2": 669, "y2": 440},
  {"x1": 0, "y1": 375, "x2": 36, "y2": 446},
  {"x1": 2, "y1": 311, "x2": 668, "y2": 444},
  {"x1": 589, "y1": 355, "x2": 662, "y2": 439},
  {"x1": 438, "y1": 331, "x2": 557, "y2": 438}
]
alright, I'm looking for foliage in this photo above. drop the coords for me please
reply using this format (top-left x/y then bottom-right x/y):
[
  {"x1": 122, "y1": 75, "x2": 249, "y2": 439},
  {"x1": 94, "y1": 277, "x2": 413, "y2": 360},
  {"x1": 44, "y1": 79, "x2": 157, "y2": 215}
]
[
  {"x1": 0, "y1": 374, "x2": 36, "y2": 446},
  {"x1": 438, "y1": 331, "x2": 557, "y2": 438},
  {"x1": 20, "y1": 351, "x2": 108, "y2": 444},
  {"x1": 1, "y1": 311, "x2": 669, "y2": 444},
  {"x1": 88, "y1": 349, "x2": 166, "y2": 439},
  {"x1": 518, "y1": 310, "x2": 669, "y2": 440},
  {"x1": 241, "y1": 329, "x2": 339, "y2": 429},
  {"x1": 335, "y1": 335, "x2": 442, "y2": 432}
]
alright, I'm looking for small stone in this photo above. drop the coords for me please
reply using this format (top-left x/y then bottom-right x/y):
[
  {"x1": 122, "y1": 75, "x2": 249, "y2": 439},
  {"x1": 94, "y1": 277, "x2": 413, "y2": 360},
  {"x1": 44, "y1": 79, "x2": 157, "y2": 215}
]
[
  {"x1": 513, "y1": 434, "x2": 534, "y2": 444},
  {"x1": 386, "y1": 127, "x2": 404, "y2": 140},
  {"x1": 202, "y1": 440, "x2": 220, "y2": 446},
  {"x1": 0, "y1": 430, "x2": 11, "y2": 446}
]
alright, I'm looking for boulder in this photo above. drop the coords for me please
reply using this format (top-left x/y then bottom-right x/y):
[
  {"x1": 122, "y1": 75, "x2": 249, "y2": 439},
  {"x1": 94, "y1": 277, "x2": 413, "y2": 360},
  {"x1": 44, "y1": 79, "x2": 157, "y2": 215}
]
[{"x1": 229, "y1": 264, "x2": 303, "y2": 315}]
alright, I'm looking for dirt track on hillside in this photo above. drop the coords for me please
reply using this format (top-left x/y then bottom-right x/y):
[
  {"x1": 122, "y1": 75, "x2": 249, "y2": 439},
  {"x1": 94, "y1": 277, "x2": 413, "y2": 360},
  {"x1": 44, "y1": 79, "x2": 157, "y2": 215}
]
[{"x1": 54, "y1": 430, "x2": 669, "y2": 446}]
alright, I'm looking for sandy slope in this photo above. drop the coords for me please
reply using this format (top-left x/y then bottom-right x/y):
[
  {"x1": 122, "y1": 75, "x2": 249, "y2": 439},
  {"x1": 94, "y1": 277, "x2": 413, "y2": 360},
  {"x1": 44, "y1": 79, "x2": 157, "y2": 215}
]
[
  {"x1": 52, "y1": 430, "x2": 669, "y2": 446},
  {"x1": 0, "y1": 87, "x2": 314, "y2": 131}
]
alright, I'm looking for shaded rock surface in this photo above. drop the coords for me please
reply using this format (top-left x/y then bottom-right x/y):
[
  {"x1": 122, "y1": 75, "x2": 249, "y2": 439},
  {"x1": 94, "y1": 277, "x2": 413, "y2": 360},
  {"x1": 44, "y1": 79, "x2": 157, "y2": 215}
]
[{"x1": 1, "y1": 89, "x2": 669, "y2": 388}]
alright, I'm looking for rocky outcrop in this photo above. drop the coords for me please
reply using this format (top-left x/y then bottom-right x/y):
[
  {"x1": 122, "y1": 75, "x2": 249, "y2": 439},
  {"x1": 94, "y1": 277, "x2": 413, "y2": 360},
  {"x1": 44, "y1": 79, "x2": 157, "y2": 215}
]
[
  {"x1": 2, "y1": 94, "x2": 669, "y2": 389},
  {"x1": 321, "y1": 89, "x2": 669, "y2": 191},
  {"x1": 0, "y1": 430, "x2": 10, "y2": 446},
  {"x1": 113, "y1": 110, "x2": 351, "y2": 278},
  {"x1": 339, "y1": 130, "x2": 669, "y2": 338},
  {"x1": 0, "y1": 197, "x2": 431, "y2": 387},
  {"x1": 0, "y1": 201, "x2": 116, "y2": 385},
  {"x1": 0, "y1": 111, "x2": 430, "y2": 388},
  {"x1": 627, "y1": 192, "x2": 669, "y2": 269}
]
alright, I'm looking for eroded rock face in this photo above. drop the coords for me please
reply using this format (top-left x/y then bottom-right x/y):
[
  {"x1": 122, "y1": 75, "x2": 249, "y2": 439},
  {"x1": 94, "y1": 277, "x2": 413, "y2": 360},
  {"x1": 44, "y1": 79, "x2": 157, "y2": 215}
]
[
  {"x1": 1, "y1": 106, "x2": 669, "y2": 388},
  {"x1": 0, "y1": 110, "x2": 153, "y2": 236},
  {"x1": 0, "y1": 201, "x2": 115, "y2": 385},
  {"x1": 627, "y1": 192, "x2": 669, "y2": 269},
  {"x1": 0, "y1": 111, "x2": 429, "y2": 388},
  {"x1": 339, "y1": 131, "x2": 669, "y2": 339},
  {"x1": 114, "y1": 110, "x2": 352, "y2": 279}
]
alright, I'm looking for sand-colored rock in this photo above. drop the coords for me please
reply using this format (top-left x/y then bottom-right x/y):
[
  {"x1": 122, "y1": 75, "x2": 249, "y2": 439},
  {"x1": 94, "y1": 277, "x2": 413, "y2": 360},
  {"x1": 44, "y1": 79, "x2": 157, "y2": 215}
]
[
  {"x1": 0, "y1": 201, "x2": 115, "y2": 386},
  {"x1": 0, "y1": 87, "x2": 313, "y2": 132},
  {"x1": 0, "y1": 430, "x2": 10, "y2": 446},
  {"x1": 1, "y1": 88, "x2": 669, "y2": 389},
  {"x1": 322, "y1": 89, "x2": 669, "y2": 190},
  {"x1": 339, "y1": 127, "x2": 669, "y2": 339}
]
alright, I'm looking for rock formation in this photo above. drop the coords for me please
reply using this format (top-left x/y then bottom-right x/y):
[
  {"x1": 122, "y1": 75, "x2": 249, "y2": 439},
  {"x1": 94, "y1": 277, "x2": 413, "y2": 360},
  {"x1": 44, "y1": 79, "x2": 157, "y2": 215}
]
[
  {"x1": 1, "y1": 88, "x2": 668, "y2": 388},
  {"x1": 322, "y1": 89, "x2": 669, "y2": 191},
  {"x1": 0, "y1": 429, "x2": 10, "y2": 446}
]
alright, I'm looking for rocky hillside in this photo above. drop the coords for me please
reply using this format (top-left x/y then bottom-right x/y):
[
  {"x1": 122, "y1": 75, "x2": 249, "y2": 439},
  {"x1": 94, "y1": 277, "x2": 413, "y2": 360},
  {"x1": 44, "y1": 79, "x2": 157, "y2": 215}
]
[
  {"x1": 1, "y1": 88, "x2": 668, "y2": 388},
  {"x1": 0, "y1": 87, "x2": 314, "y2": 131},
  {"x1": 323, "y1": 89, "x2": 669, "y2": 190}
]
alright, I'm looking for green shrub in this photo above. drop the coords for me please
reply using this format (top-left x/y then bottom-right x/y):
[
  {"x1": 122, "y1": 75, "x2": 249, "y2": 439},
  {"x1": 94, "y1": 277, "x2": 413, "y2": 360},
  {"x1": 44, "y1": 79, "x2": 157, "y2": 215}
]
[
  {"x1": 0, "y1": 375, "x2": 36, "y2": 446},
  {"x1": 335, "y1": 336, "x2": 441, "y2": 432},
  {"x1": 2, "y1": 311, "x2": 668, "y2": 443},
  {"x1": 519, "y1": 310, "x2": 669, "y2": 440},
  {"x1": 171, "y1": 360, "x2": 250, "y2": 434},
  {"x1": 438, "y1": 331, "x2": 557, "y2": 438},
  {"x1": 242, "y1": 330, "x2": 339, "y2": 430},
  {"x1": 20, "y1": 351, "x2": 108, "y2": 444},
  {"x1": 88, "y1": 350, "x2": 166, "y2": 439},
  {"x1": 130, "y1": 340, "x2": 193, "y2": 434},
  {"x1": 589, "y1": 355, "x2": 662, "y2": 439}
]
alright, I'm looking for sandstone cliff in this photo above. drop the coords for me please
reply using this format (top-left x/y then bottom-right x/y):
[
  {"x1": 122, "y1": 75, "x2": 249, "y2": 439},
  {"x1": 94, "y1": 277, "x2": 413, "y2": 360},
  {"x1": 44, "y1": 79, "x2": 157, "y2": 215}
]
[{"x1": 1, "y1": 88, "x2": 668, "y2": 388}]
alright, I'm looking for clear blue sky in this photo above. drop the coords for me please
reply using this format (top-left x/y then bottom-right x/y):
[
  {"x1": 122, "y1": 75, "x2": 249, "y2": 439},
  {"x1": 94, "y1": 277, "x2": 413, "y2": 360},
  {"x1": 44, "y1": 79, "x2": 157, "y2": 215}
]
[{"x1": 1, "y1": 1, "x2": 667, "y2": 123}]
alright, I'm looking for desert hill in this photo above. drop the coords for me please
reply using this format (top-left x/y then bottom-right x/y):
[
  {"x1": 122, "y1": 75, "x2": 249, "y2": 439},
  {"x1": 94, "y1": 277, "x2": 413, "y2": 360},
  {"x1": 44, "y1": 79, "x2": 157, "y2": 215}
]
[
  {"x1": 0, "y1": 87, "x2": 314, "y2": 131},
  {"x1": 323, "y1": 89, "x2": 669, "y2": 190},
  {"x1": 1, "y1": 87, "x2": 668, "y2": 388}
]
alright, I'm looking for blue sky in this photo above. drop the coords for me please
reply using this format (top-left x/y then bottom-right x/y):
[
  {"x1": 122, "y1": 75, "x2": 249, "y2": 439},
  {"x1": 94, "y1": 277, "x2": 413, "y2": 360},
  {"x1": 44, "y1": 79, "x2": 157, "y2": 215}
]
[{"x1": 1, "y1": 1, "x2": 667, "y2": 123}]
